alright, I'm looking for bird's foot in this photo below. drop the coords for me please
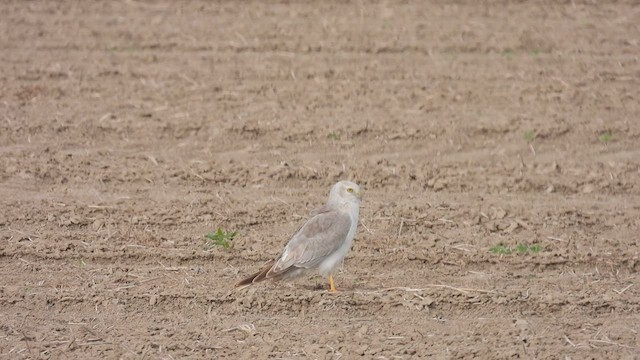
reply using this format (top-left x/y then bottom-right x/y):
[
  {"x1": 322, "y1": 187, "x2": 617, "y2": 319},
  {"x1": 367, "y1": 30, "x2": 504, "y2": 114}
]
[{"x1": 328, "y1": 274, "x2": 338, "y2": 293}]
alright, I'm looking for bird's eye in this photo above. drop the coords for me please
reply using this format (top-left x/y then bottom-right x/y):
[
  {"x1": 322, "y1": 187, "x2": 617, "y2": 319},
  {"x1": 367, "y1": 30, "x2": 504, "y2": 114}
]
[{"x1": 347, "y1": 188, "x2": 354, "y2": 193}]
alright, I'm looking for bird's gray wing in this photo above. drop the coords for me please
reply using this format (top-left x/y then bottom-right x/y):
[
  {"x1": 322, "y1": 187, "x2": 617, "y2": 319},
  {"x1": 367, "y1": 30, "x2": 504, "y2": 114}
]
[{"x1": 267, "y1": 209, "x2": 352, "y2": 277}]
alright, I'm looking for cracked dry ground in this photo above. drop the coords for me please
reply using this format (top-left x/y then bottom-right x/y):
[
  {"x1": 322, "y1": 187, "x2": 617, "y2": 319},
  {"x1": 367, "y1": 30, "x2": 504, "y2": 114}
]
[{"x1": 1, "y1": 1, "x2": 639, "y2": 359}]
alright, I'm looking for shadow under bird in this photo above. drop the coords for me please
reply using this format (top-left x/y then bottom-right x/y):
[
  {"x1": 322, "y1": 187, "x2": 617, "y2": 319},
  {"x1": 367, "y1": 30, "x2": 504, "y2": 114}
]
[{"x1": 236, "y1": 180, "x2": 362, "y2": 292}]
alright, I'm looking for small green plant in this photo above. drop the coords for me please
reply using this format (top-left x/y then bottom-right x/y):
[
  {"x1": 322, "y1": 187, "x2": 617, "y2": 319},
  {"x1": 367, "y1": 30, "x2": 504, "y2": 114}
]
[
  {"x1": 205, "y1": 228, "x2": 237, "y2": 249},
  {"x1": 523, "y1": 130, "x2": 537, "y2": 142},
  {"x1": 489, "y1": 244, "x2": 512, "y2": 255},
  {"x1": 327, "y1": 132, "x2": 340, "y2": 140},
  {"x1": 516, "y1": 244, "x2": 528, "y2": 254},
  {"x1": 598, "y1": 131, "x2": 613, "y2": 143},
  {"x1": 489, "y1": 243, "x2": 542, "y2": 255},
  {"x1": 532, "y1": 49, "x2": 540, "y2": 56},
  {"x1": 502, "y1": 49, "x2": 513, "y2": 58}
]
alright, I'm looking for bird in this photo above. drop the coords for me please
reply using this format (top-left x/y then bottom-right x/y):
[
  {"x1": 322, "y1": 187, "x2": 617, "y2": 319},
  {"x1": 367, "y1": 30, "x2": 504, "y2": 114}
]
[{"x1": 236, "y1": 180, "x2": 362, "y2": 292}]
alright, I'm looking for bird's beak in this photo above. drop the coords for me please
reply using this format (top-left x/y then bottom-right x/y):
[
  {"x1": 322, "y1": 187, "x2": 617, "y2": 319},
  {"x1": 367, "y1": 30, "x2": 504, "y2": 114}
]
[{"x1": 356, "y1": 190, "x2": 363, "y2": 200}]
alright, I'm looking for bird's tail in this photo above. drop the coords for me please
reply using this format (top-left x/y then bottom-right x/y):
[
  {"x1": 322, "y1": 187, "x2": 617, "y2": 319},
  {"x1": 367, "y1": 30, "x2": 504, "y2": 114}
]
[{"x1": 234, "y1": 260, "x2": 275, "y2": 289}]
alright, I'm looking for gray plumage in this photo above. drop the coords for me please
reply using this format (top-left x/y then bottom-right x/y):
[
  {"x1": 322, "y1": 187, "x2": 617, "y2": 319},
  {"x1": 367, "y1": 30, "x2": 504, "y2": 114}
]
[{"x1": 236, "y1": 180, "x2": 362, "y2": 290}]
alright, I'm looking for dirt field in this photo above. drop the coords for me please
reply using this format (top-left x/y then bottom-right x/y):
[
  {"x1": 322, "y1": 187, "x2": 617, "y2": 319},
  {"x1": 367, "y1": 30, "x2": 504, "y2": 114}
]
[{"x1": 1, "y1": 1, "x2": 640, "y2": 358}]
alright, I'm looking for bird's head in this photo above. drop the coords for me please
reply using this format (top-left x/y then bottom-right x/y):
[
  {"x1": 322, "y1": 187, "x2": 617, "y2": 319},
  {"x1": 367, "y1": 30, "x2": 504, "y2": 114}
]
[{"x1": 331, "y1": 180, "x2": 362, "y2": 202}]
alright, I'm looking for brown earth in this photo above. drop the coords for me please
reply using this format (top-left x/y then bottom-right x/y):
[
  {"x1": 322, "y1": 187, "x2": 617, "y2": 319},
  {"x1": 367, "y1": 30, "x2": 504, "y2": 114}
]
[{"x1": 1, "y1": 1, "x2": 640, "y2": 359}]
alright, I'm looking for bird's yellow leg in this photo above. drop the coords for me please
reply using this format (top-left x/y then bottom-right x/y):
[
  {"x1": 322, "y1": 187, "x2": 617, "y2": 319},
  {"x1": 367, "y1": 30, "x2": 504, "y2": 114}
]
[{"x1": 329, "y1": 274, "x2": 337, "y2": 293}]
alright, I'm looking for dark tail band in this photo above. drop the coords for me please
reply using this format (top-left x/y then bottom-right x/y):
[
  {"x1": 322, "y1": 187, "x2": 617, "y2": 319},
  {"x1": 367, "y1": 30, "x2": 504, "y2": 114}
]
[{"x1": 235, "y1": 260, "x2": 275, "y2": 289}]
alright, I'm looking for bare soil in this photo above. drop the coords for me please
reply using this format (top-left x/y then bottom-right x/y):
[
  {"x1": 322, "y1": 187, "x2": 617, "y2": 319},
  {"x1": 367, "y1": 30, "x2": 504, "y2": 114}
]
[{"x1": 1, "y1": 1, "x2": 640, "y2": 359}]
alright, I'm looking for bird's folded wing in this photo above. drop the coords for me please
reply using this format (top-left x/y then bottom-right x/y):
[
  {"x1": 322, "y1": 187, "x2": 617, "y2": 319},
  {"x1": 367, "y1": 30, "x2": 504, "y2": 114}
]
[{"x1": 268, "y1": 209, "x2": 352, "y2": 275}]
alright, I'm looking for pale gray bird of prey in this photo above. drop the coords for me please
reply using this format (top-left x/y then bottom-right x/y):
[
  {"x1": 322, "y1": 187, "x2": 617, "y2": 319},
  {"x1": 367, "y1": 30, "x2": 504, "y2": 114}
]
[{"x1": 236, "y1": 180, "x2": 362, "y2": 292}]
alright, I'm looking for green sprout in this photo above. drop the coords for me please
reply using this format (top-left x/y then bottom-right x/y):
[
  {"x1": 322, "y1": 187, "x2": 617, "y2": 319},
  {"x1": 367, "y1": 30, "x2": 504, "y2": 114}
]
[
  {"x1": 327, "y1": 132, "x2": 340, "y2": 140},
  {"x1": 489, "y1": 244, "x2": 512, "y2": 255},
  {"x1": 205, "y1": 228, "x2": 237, "y2": 249},
  {"x1": 489, "y1": 244, "x2": 543, "y2": 255},
  {"x1": 524, "y1": 130, "x2": 537, "y2": 142},
  {"x1": 598, "y1": 131, "x2": 613, "y2": 143},
  {"x1": 516, "y1": 244, "x2": 529, "y2": 254}
]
